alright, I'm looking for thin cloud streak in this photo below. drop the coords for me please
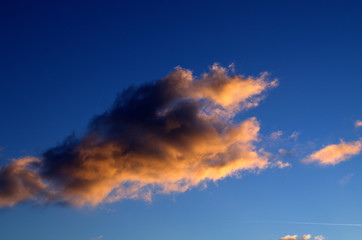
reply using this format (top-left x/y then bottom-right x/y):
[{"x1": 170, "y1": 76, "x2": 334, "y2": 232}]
[
  {"x1": 339, "y1": 173, "x2": 354, "y2": 185},
  {"x1": 257, "y1": 220, "x2": 362, "y2": 227}
]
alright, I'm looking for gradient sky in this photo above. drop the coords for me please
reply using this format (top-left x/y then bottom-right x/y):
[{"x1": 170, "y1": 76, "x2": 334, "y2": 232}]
[{"x1": 1, "y1": 1, "x2": 362, "y2": 240}]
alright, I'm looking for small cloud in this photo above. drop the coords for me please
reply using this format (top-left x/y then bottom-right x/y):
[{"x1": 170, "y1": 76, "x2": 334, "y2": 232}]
[
  {"x1": 273, "y1": 160, "x2": 291, "y2": 169},
  {"x1": 100, "y1": 206, "x2": 116, "y2": 213},
  {"x1": 355, "y1": 120, "x2": 362, "y2": 128},
  {"x1": 302, "y1": 139, "x2": 362, "y2": 166},
  {"x1": 299, "y1": 234, "x2": 311, "y2": 240},
  {"x1": 280, "y1": 235, "x2": 298, "y2": 240},
  {"x1": 314, "y1": 236, "x2": 325, "y2": 240},
  {"x1": 290, "y1": 131, "x2": 300, "y2": 140},
  {"x1": 270, "y1": 130, "x2": 283, "y2": 140},
  {"x1": 339, "y1": 173, "x2": 354, "y2": 185},
  {"x1": 280, "y1": 234, "x2": 321, "y2": 240},
  {"x1": 278, "y1": 149, "x2": 294, "y2": 157},
  {"x1": 228, "y1": 62, "x2": 235, "y2": 73},
  {"x1": 90, "y1": 235, "x2": 103, "y2": 240}
]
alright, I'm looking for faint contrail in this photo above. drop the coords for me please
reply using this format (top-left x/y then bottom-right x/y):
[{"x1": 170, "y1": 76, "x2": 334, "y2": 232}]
[{"x1": 255, "y1": 220, "x2": 362, "y2": 227}]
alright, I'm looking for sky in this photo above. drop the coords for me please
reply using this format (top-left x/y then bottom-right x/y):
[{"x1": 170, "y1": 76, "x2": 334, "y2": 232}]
[{"x1": 0, "y1": 0, "x2": 362, "y2": 239}]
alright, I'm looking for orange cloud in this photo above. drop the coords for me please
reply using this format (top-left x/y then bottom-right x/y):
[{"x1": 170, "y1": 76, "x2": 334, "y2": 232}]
[
  {"x1": 303, "y1": 139, "x2": 362, "y2": 166},
  {"x1": 51, "y1": 117, "x2": 273, "y2": 207},
  {"x1": 280, "y1": 234, "x2": 319, "y2": 240},
  {"x1": 0, "y1": 64, "x2": 285, "y2": 207},
  {"x1": 273, "y1": 160, "x2": 291, "y2": 168},
  {"x1": 191, "y1": 64, "x2": 278, "y2": 113},
  {"x1": 355, "y1": 120, "x2": 362, "y2": 128},
  {"x1": 0, "y1": 157, "x2": 47, "y2": 207},
  {"x1": 300, "y1": 235, "x2": 312, "y2": 240},
  {"x1": 280, "y1": 235, "x2": 298, "y2": 240}
]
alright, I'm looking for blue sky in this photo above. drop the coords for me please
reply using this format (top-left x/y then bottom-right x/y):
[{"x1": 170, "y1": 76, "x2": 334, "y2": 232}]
[{"x1": 1, "y1": 1, "x2": 362, "y2": 239}]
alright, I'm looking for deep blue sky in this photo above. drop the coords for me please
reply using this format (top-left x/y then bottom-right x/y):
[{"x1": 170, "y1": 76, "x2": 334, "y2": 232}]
[{"x1": 1, "y1": 1, "x2": 362, "y2": 239}]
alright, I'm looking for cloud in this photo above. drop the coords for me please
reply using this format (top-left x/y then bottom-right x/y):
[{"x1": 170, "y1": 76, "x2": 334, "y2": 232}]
[
  {"x1": 278, "y1": 149, "x2": 294, "y2": 157},
  {"x1": 0, "y1": 157, "x2": 48, "y2": 207},
  {"x1": 280, "y1": 235, "x2": 298, "y2": 240},
  {"x1": 267, "y1": 220, "x2": 362, "y2": 227},
  {"x1": 269, "y1": 131, "x2": 283, "y2": 140},
  {"x1": 339, "y1": 173, "x2": 354, "y2": 185},
  {"x1": 303, "y1": 139, "x2": 362, "y2": 166},
  {"x1": 273, "y1": 160, "x2": 291, "y2": 168},
  {"x1": 280, "y1": 234, "x2": 319, "y2": 240},
  {"x1": 299, "y1": 235, "x2": 311, "y2": 240},
  {"x1": 314, "y1": 236, "x2": 325, "y2": 240},
  {"x1": 0, "y1": 64, "x2": 284, "y2": 208},
  {"x1": 355, "y1": 120, "x2": 362, "y2": 128},
  {"x1": 90, "y1": 235, "x2": 103, "y2": 240},
  {"x1": 290, "y1": 131, "x2": 300, "y2": 140}
]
